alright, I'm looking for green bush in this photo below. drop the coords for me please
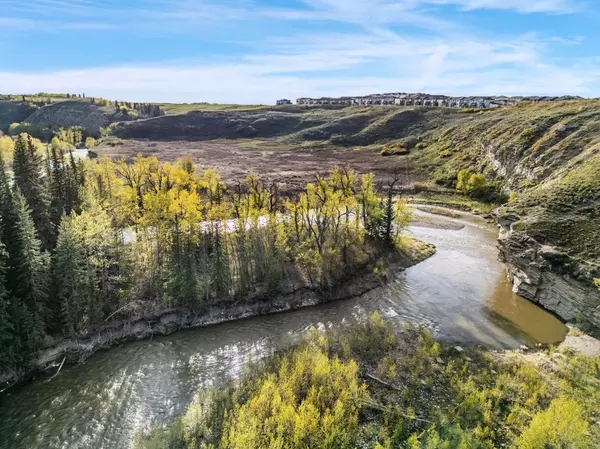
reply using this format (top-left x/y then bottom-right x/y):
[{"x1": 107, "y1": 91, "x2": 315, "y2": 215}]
[
  {"x1": 517, "y1": 397, "x2": 591, "y2": 449},
  {"x1": 381, "y1": 143, "x2": 409, "y2": 156},
  {"x1": 456, "y1": 170, "x2": 506, "y2": 203}
]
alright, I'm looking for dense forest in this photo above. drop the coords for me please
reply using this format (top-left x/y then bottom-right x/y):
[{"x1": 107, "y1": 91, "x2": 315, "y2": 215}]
[
  {"x1": 135, "y1": 314, "x2": 600, "y2": 449},
  {"x1": 0, "y1": 132, "x2": 411, "y2": 372}
]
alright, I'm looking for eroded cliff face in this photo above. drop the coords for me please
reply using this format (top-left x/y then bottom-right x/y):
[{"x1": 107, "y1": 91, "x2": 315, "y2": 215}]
[
  {"x1": 483, "y1": 143, "x2": 547, "y2": 190},
  {"x1": 496, "y1": 214, "x2": 600, "y2": 328}
]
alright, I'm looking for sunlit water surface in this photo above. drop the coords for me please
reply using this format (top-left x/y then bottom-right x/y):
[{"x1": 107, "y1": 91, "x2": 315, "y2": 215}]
[{"x1": 0, "y1": 209, "x2": 567, "y2": 449}]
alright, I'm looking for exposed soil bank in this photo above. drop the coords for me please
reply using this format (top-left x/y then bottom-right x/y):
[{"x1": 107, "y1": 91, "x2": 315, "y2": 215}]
[
  {"x1": 411, "y1": 201, "x2": 599, "y2": 332},
  {"x1": 412, "y1": 201, "x2": 599, "y2": 333},
  {"x1": 0, "y1": 240, "x2": 436, "y2": 393},
  {"x1": 496, "y1": 212, "x2": 600, "y2": 330}
]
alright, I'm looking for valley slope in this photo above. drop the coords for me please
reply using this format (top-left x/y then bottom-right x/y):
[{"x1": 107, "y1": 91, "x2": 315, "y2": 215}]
[
  {"x1": 108, "y1": 100, "x2": 600, "y2": 328},
  {"x1": 2, "y1": 97, "x2": 599, "y2": 326}
]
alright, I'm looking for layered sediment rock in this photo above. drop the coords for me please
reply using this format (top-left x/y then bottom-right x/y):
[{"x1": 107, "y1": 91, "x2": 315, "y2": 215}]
[{"x1": 496, "y1": 215, "x2": 600, "y2": 328}]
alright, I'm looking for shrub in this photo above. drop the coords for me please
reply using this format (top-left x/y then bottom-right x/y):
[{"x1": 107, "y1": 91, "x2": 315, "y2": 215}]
[
  {"x1": 8, "y1": 122, "x2": 33, "y2": 136},
  {"x1": 456, "y1": 170, "x2": 506, "y2": 203},
  {"x1": 466, "y1": 174, "x2": 489, "y2": 198},
  {"x1": 85, "y1": 137, "x2": 96, "y2": 150},
  {"x1": 516, "y1": 397, "x2": 591, "y2": 449},
  {"x1": 381, "y1": 143, "x2": 409, "y2": 157},
  {"x1": 412, "y1": 182, "x2": 429, "y2": 193}
]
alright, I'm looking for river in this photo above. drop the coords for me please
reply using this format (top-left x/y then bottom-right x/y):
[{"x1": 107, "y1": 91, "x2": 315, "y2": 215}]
[{"x1": 0, "y1": 208, "x2": 567, "y2": 449}]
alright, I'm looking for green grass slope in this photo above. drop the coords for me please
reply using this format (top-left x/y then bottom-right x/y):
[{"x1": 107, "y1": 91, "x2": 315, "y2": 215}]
[
  {"x1": 112, "y1": 110, "x2": 331, "y2": 140},
  {"x1": 398, "y1": 101, "x2": 600, "y2": 274},
  {"x1": 25, "y1": 100, "x2": 123, "y2": 136},
  {"x1": 113, "y1": 105, "x2": 468, "y2": 145},
  {"x1": 0, "y1": 100, "x2": 37, "y2": 132},
  {"x1": 411, "y1": 100, "x2": 600, "y2": 189},
  {"x1": 507, "y1": 156, "x2": 600, "y2": 269}
]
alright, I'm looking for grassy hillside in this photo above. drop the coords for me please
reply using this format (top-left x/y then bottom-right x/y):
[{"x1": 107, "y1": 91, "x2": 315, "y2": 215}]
[
  {"x1": 504, "y1": 155, "x2": 600, "y2": 270},
  {"x1": 410, "y1": 100, "x2": 600, "y2": 188},
  {"x1": 26, "y1": 100, "x2": 130, "y2": 137},
  {"x1": 405, "y1": 101, "x2": 600, "y2": 270},
  {"x1": 0, "y1": 100, "x2": 37, "y2": 132},
  {"x1": 113, "y1": 106, "x2": 468, "y2": 143},
  {"x1": 157, "y1": 103, "x2": 268, "y2": 114},
  {"x1": 0, "y1": 94, "x2": 163, "y2": 138},
  {"x1": 112, "y1": 110, "x2": 331, "y2": 140}
]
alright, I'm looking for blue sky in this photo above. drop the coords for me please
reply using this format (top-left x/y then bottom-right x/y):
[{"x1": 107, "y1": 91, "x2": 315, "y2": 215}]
[{"x1": 1, "y1": 0, "x2": 599, "y2": 103}]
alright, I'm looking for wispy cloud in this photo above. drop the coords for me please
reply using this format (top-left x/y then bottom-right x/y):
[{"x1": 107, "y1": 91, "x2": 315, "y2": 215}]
[
  {"x1": 1, "y1": 30, "x2": 596, "y2": 102},
  {"x1": 422, "y1": 0, "x2": 582, "y2": 14},
  {"x1": 1, "y1": 0, "x2": 584, "y2": 32},
  {"x1": 0, "y1": 0, "x2": 596, "y2": 101}
]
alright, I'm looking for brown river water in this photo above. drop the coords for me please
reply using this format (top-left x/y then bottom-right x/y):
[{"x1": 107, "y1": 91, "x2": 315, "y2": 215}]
[{"x1": 0, "y1": 208, "x2": 567, "y2": 449}]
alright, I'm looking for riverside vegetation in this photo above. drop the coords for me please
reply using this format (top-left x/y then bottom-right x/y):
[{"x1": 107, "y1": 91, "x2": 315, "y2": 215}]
[
  {"x1": 0, "y1": 132, "x2": 418, "y2": 380},
  {"x1": 1, "y1": 96, "x2": 600, "y2": 448},
  {"x1": 134, "y1": 313, "x2": 600, "y2": 449}
]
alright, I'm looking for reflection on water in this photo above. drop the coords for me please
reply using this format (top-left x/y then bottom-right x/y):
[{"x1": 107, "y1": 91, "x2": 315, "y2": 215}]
[{"x1": 0, "y1": 208, "x2": 567, "y2": 449}]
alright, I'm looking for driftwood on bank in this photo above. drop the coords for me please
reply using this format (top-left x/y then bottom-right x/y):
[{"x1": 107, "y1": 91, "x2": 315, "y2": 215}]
[
  {"x1": 364, "y1": 372, "x2": 404, "y2": 392},
  {"x1": 45, "y1": 356, "x2": 66, "y2": 383}
]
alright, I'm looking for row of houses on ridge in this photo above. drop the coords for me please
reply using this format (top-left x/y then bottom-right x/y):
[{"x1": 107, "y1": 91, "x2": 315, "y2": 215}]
[{"x1": 287, "y1": 93, "x2": 581, "y2": 108}]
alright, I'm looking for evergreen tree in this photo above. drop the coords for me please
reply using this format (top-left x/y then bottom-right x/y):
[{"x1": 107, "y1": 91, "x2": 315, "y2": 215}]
[
  {"x1": 168, "y1": 237, "x2": 200, "y2": 306},
  {"x1": 49, "y1": 144, "x2": 66, "y2": 228},
  {"x1": 0, "y1": 221, "x2": 16, "y2": 366},
  {"x1": 64, "y1": 151, "x2": 82, "y2": 214},
  {"x1": 211, "y1": 230, "x2": 230, "y2": 297},
  {"x1": 8, "y1": 189, "x2": 49, "y2": 355},
  {"x1": 0, "y1": 152, "x2": 14, "y2": 222},
  {"x1": 13, "y1": 134, "x2": 53, "y2": 249},
  {"x1": 0, "y1": 153, "x2": 19, "y2": 278},
  {"x1": 53, "y1": 218, "x2": 87, "y2": 335}
]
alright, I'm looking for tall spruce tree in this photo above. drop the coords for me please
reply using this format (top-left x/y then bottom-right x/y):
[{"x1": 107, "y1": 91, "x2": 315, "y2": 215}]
[
  {"x1": 65, "y1": 151, "x2": 82, "y2": 214},
  {"x1": 68, "y1": 197, "x2": 133, "y2": 324},
  {"x1": 0, "y1": 153, "x2": 13, "y2": 220},
  {"x1": 10, "y1": 188, "x2": 50, "y2": 347},
  {"x1": 13, "y1": 134, "x2": 53, "y2": 249},
  {"x1": 0, "y1": 221, "x2": 16, "y2": 366},
  {"x1": 49, "y1": 144, "x2": 66, "y2": 232},
  {"x1": 0, "y1": 153, "x2": 19, "y2": 286},
  {"x1": 53, "y1": 217, "x2": 87, "y2": 336},
  {"x1": 211, "y1": 230, "x2": 230, "y2": 297}
]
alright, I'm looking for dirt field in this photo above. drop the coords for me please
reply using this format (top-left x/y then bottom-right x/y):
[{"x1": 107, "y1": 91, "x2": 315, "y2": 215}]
[{"x1": 96, "y1": 139, "x2": 421, "y2": 194}]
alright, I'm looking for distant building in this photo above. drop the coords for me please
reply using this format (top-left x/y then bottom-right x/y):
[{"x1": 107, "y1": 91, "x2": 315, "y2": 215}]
[
  {"x1": 295, "y1": 93, "x2": 580, "y2": 109},
  {"x1": 276, "y1": 99, "x2": 292, "y2": 105}
]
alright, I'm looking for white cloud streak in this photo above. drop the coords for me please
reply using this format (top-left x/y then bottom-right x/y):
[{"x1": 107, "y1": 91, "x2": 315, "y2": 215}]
[
  {"x1": 1, "y1": 32, "x2": 597, "y2": 102},
  {"x1": 0, "y1": 0, "x2": 595, "y2": 102},
  {"x1": 422, "y1": 0, "x2": 581, "y2": 14}
]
